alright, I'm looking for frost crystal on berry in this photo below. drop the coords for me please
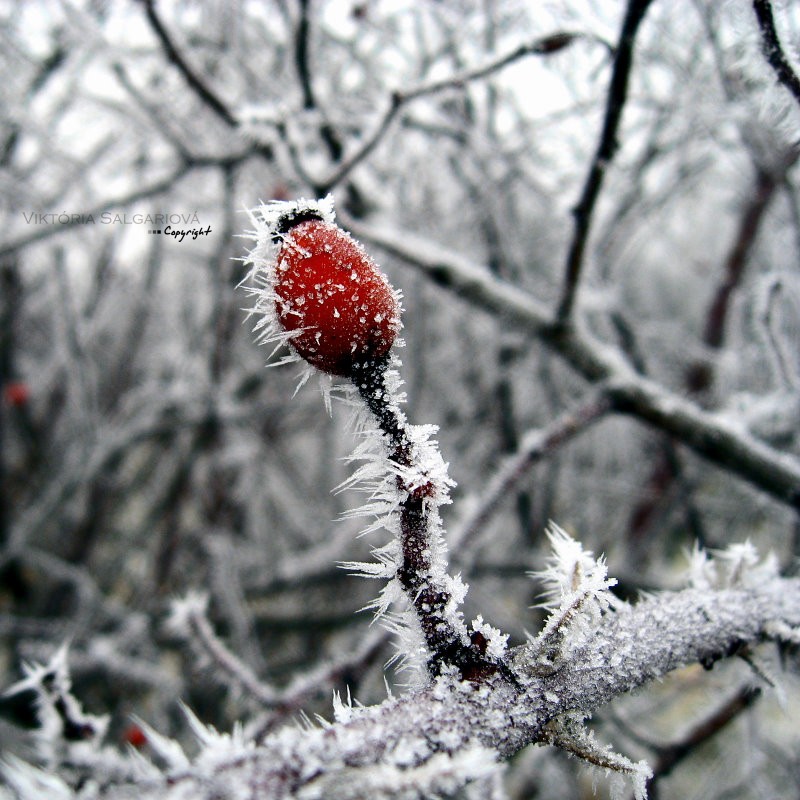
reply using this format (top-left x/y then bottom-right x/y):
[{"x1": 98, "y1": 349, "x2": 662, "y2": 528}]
[{"x1": 242, "y1": 196, "x2": 402, "y2": 377}]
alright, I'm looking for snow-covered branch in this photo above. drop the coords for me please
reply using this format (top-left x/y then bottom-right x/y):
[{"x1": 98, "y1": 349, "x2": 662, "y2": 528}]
[
  {"x1": 350, "y1": 219, "x2": 800, "y2": 511},
  {"x1": 7, "y1": 555, "x2": 799, "y2": 799},
  {"x1": 167, "y1": 591, "x2": 389, "y2": 737},
  {"x1": 6, "y1": 5, "x2": 800, "y2": 798}
]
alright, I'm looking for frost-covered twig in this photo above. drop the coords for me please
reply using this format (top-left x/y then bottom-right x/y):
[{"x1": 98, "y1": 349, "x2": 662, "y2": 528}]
[
  {"x1": 293, "y1": 0, "x2": 346, "y2": 173},
  {"x1": 3, "y1": 645, "x2": 108, "y2": 763},
  {"x1": 607, "y1": 378, "x2": 800, "y2": 510},
  {"x1": 167, "y1": 593, "x2": 278, "y2": 706},
  {"x1": 542, "y1": 713, "x2": 651, "y2": 800},
  {"x1": 525, "y1": 525, "x2": 621, "y2": 679},
  {"x1": 247, "y1": 626, "x2": 389, "y2": 739},
  {"x1": 167, "y1": 592, "x2": 389, "y2": 736},
  {"x1": 8, "y1": 550, "x2": 800, "y2": 799},
  {"x1": 400, "y1": 33, "x2": 600, "y2": 103}
]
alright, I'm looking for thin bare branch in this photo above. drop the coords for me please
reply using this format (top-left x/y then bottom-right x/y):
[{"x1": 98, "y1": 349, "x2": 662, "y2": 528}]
[
  {"x1": 401, "y1": 32, "x2": 604, "y2": 103},
  {"x1": 318, "y1": 96, "x2": 404, "y2": 194},
  {"x1": 178, "y1": 595, "x2": 278, "y2": 706},
  {"x1": 294, "y1": 0, "x2": 345, "y2": 166},
  {"x1": 646, "y1": 684, "x2": 761, "y2": 797},
  {"x1": 139, "y1": 0, "x2": 238, "y2": 128},
  {"x1": 173, "y1": 594, "x2": 390, "y2": 730},
  {"x1": 250, "y1": 627, "x2": 390, "y2": 739},
  {"x1": 753, "y1": 0, "x2": 800, "y2": 109},
  {"x1": 452, "y1": 389, "x2": 612, "y2": 557},
  {"x1": 556, "y1": 0, "x2": 655, "y2": 322},
  {"x1": 319, "y1": 31, "x2": 608, "y2": 194},
  {"x1": 631, "y1": 152, "x2": 796, "y2": 546},
  {"x1": 137, "y1": 1, "x2": 275, "y2": 166},
  {"x1": 687, "y1": 165, "x2": 787, "y2": 393}
]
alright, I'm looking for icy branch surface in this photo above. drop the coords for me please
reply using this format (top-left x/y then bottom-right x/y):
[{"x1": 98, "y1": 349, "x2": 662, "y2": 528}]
[{"x1": 6, "y1": 563, "x2": 799, "y2": 799}]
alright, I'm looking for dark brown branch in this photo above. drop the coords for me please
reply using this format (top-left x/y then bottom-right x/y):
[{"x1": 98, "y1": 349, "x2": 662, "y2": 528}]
[
  {"x1": 556, "y1": 0, "x2": 655, "y2": 322},
  {"x1": 1, "y1": 42, "x2": 65, "y2": 167},
  {"x1": 294, "y1": 0, "x2": 345, "y2": 170},
  {"x1": 318, "y1": 95, "x2": 403, "y2": 195},
  {"x1": 0, "y1": 259, "x2": 23, "y2": 552},
  {"x1": 687, "y1": 166, "x2": 783, "y2": 393},
  {"x1": 626, "y1": 440, "x2": 680, "y2": 547},
  {"x1": 631, "y1": 158, "x2": 792, "y2": 547},
  {"x1": 295, "y1": 0, "x2": 315, "y2": 111},
  {"x1": 646, "y1": 685, "x2": 761, "y2": 798},
  {"x1": 351, "y1": 358, "x2": 498, "y2": 681},
  {"x1": 140, "y1": 0, "x2": 238, "y2": 128},
  {"x1": 753, "y1": 0, "x2": 800, "y2": 109}
]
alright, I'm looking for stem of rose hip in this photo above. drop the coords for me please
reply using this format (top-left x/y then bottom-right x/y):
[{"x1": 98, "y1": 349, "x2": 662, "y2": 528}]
[{"x1": 351, "y1": 357, "x2": 501, "y2": 680}]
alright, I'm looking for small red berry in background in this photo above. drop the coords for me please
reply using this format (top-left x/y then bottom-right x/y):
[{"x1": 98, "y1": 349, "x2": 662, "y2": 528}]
[
  {"x1": 122, "y1": 723, "x2": 147, "y2": 749},
  {"x1": 3, "y1": 381, "x2": 30, "y2": 408},
  {"x1": 274, "y1": 220, "x2": 400, "y2": 377}
]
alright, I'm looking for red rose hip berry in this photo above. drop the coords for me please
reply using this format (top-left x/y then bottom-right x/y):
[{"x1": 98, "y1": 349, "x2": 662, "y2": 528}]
[{"x1": 274, "y1": 220, "x2": 400, "y2": 377}]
